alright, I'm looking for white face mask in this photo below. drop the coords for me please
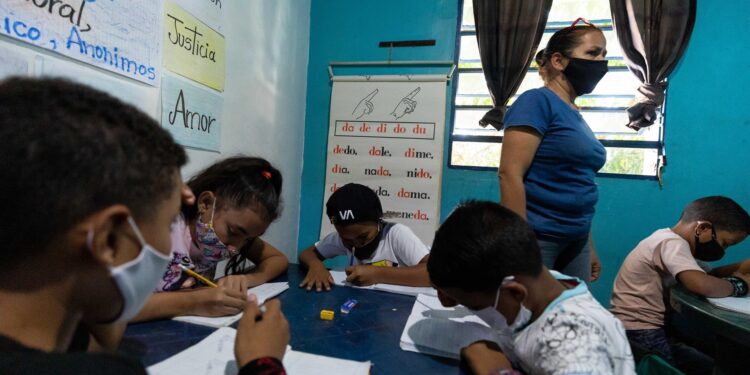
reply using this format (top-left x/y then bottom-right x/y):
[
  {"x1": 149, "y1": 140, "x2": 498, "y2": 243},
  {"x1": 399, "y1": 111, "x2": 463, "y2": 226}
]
[
  {"x1": 470, "y1": 276, "x2": 533, "y2": 337},
  {"x1": 93, "y1": 217, "x2": 172, "y2": 322}
]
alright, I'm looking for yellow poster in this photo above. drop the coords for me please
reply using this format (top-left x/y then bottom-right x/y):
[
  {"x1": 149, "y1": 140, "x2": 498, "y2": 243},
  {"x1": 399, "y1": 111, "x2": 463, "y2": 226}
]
[{"x1": 163, "y1": 0, "x2": 225, "y2": 91}]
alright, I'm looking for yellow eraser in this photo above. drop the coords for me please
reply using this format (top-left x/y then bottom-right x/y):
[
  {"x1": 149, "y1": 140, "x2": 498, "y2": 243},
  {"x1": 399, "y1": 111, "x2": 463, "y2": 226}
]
[{"x1": 320, "y1": 309, "x2": 335, "y2": 320}]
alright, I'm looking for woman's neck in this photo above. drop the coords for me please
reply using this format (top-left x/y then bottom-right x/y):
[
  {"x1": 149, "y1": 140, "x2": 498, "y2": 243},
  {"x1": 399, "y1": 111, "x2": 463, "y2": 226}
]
[{"x1": 545, "y1": 78, "x2": 578, "y2": 110}]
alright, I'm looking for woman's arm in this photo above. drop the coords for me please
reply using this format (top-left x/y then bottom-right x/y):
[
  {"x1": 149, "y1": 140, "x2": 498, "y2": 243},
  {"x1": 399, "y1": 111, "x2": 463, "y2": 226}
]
[{"x1": 498, "y1": 127, "x2": 542, "y2": 220}]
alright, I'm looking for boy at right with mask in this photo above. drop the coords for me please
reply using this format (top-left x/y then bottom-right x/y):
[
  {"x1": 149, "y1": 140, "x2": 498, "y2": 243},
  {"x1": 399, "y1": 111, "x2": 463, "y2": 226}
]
[
  {"x1": 610, "y1": 196, "x2": 750, "y2": 373},
  {"x1": 428, "y1": 201, "x2": 635, "y2": 375}
]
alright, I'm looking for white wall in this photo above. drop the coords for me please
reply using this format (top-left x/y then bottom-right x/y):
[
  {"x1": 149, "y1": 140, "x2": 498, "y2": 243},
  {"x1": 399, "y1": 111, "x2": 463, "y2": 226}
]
[
  {"x1": 185, "y1": 0, "x2": 310, "y2": 259},
  {"x1": 0, "y1": 0, "x2": 311, "y2": 260}
]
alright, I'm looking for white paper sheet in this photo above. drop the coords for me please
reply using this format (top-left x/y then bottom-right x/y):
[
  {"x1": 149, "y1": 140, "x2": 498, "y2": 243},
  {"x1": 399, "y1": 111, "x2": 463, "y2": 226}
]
[
  {"x1": 399, "y1": 293, "x2": 504, "y2": 360},
  {"x1": 174, "y1": 282, "x2": 289, "y2": 328},
  {"x1": 148, "y1": 327, "x2": 371, "y2": 375},
  {"x1": 330, "y1": 270, "x2": 437, "y2": 297},
  {"x1": 707, "y1": 295, "x2": 750, "y2": 315}
]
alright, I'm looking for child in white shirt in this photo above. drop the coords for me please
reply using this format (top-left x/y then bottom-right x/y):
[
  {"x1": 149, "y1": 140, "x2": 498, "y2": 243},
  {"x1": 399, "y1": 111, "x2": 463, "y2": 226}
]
[{"x1": 298, "y1": 183, "x2": 430, "y2": 291}]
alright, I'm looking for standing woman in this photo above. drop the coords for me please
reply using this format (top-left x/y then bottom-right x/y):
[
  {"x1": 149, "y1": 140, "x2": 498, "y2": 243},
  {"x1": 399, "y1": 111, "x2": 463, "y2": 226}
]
[{"x1": 499, "y1": 20, "x2": 608, "y2": 282}]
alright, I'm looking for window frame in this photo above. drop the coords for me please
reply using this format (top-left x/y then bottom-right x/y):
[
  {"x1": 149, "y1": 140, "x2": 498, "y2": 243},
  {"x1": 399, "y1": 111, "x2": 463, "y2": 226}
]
[{"x1": 448, "y1": 3, "x2": 665, "y2": 180}]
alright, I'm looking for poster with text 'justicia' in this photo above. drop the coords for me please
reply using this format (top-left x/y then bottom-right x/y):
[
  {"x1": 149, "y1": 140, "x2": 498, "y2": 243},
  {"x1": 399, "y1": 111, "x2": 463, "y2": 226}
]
[
  {"x1": 0, "y1": 0, "x2": 162, "y2": 85},
  {"x1": 321, "y1": 75, "x2": 447, "y2": 246},
  {"x1": 163, "y1": 0, "x2": 225, "y2": 91}
]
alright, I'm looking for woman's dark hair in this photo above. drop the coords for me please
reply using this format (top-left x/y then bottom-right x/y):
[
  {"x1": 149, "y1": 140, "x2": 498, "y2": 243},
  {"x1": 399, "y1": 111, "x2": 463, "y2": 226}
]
[
  {"x1": 535, "y1": 24, "x2": 602, "y2": 76},
  {"x1": 183, "y1": 156, "x2": 283, "y2": 275}
]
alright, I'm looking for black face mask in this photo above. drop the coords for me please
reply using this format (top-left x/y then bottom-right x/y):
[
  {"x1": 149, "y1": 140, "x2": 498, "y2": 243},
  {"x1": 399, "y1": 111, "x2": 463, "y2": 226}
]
[
  {"x1": 352, "y1": 223, "x2": 383, "y2": 261},
  {"x1": 563, "y1": 57, "x2": 608, "y2": 96},
  {"x1": 694, "y1": 228, "x2": 725, "y2": 262}
]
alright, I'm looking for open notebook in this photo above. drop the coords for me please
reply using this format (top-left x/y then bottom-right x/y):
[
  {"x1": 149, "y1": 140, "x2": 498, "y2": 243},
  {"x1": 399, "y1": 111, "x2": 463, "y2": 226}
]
[
  {"x1": 707, "y1": 295, "x2": 750, "y2": 315},
  {"x1": 148, "y1": 327, "x2": 371, "y2": 375},
  {"x1": 330, "y1": 270, "x2": 437, "y2": 297},
  {"x1": 399, "y1": 293, "x2": 505, "y2": 360},
  {"x1": 174, "y1": 282, "x2": 289, "y2": 328}
]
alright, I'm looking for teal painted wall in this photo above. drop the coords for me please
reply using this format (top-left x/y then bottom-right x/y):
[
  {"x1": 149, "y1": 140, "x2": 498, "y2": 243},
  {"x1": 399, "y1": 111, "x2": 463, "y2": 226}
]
[{"x1": 300, "y1": 0, "x2": 750, "y2": 304}]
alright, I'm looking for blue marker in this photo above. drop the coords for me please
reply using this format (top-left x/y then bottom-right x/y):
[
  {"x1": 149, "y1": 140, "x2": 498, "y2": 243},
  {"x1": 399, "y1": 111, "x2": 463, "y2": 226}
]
[{"x1": 340, "y1": 299, "x2": 358, "y2": 314}]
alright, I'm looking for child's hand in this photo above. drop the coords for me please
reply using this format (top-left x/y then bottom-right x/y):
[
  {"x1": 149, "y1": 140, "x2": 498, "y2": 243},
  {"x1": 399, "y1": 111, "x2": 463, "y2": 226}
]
[
  {"x1": 188, "y1": 286, "x2": 247, "y2": 316},
  {"x1": 345, "y1": 265, "x2": 381, "y2": 286},
  {"x1": 299, "y1": 264, "x2": 333, "y2": 292},
  {"x1": 217, "y1": 274, "x2": 256, "y2": 293},
  {"x1": 461, "y1": 340, "x2": 512, "y2": 375},
  {"x1": 235, "y1": 299, "x2": 289, "y2": 368}
]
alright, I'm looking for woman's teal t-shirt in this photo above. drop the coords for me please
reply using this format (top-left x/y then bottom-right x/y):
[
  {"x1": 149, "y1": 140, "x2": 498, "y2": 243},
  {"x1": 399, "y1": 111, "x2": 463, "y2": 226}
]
[{"x1": 503, "y1": 87, "x2": 606, "y2": 239}]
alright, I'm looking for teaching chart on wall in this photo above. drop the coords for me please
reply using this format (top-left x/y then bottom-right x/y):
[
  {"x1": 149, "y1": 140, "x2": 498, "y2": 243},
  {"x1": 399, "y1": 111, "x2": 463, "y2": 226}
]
[
  {"x1": 321, "y1": 76, "x2": 447, "y2": 246},
  {"x1": 0, "y1": 0, "x2": 162, "y2": 85},
  {"x1": 163, "y1": 0, "x2": 225, "y2": 91},
  {"x1": 162, "y1": 73, "x2": 223, "y2": 152}
]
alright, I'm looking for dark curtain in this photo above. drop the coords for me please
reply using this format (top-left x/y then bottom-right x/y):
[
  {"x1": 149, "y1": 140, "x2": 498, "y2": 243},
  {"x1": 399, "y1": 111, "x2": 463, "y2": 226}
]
[
  {"x1": 610, "y1": 0, "x2": 697, "y2": 130},
  {"x1": 473, "y1": 0, "x2": 553, "y2": 130}
]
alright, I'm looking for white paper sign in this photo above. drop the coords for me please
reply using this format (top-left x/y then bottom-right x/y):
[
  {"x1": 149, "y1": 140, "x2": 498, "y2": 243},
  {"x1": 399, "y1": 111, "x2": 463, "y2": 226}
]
[
  {"x1": 0, "y1": 45, "x2": 30, "y2": 79},
  {"x1": 42, "y1": 57, "x2": 158, "y2": 118},
  {"x1": 0, "y1": 0, "x2": 162, "y2": 85},
  {"x1": 161, "y1": 73, "x2": 223, "y2": 152},
  {"x1": 321, "y1": 76, "x2": 447, "y2": 245},
  {"x1": 173, "y1": 0, "x2": 224, "y2": 34}
]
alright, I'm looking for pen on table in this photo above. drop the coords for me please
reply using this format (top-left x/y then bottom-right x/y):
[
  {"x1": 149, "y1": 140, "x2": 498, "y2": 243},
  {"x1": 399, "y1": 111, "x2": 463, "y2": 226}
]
[{"x1": 178, "y1": 264, "x2": 218, "y2": 288}]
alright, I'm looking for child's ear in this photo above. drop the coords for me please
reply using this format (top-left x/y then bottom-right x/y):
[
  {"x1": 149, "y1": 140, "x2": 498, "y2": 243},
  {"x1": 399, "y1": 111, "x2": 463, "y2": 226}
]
[
  {"x1": 196, "y1": 191, "x2": 216, "y2": 213},
  {"x1": 695, "y1": 221, "x2": 714, "y2": 236},
  {"x1": 81, "y1": 205, "x2": 132, "y2": 266},
  {"x1": 502, "y1": 281, "x2": 528, "y2": 304}
]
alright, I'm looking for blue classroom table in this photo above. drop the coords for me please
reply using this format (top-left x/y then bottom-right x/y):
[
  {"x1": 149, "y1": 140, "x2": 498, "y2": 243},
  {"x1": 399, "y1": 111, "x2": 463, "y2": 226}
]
[{"x1": 120, "y1": 264, "x2": 461, "y2": 374}]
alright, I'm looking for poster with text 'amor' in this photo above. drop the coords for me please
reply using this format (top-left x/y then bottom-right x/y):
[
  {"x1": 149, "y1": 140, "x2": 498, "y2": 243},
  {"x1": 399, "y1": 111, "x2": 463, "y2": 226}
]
[
  {"x1": 321, "y1": 75, "x2": 447, "y2": 246},
  {"x1": 161, "y1": 73, "x2": 223, "y2": 152},
  {"x1": 0, "y1": 0, "x2": 162, "y2": 85}
]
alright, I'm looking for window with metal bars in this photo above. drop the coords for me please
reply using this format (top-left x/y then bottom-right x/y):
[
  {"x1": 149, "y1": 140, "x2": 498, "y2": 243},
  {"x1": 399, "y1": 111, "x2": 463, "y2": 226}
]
[{"x1": 450, "y1": 0, "x2": 664, "y2": 178}]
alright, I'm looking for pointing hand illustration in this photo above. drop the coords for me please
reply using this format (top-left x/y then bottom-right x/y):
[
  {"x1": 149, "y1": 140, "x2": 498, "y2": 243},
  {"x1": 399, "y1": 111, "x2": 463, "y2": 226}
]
[
  {"x1": 391, "y1": 87, "x2": 420, "y2": 120},
  {"x1": 352, "y1": 89, "x2": 379, "y2": 120}
]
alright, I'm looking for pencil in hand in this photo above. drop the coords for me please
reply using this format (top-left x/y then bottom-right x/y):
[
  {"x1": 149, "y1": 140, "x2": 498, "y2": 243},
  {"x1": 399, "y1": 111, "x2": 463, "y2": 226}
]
[{"x1": 178, "y1": 264, "x2": 218, "y2": 288}]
